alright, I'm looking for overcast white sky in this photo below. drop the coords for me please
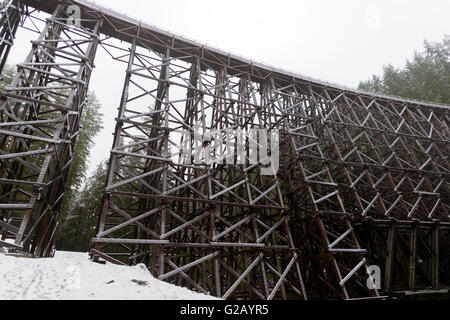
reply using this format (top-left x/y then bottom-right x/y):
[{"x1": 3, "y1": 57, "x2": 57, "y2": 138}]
[{"x1": 6, "y1": 0, "x2": 450, "y2": 179}]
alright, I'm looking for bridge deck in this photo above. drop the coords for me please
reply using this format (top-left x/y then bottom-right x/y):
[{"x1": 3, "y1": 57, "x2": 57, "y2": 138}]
[{"x1": 22, "y1": 0, "x2": 449, "y2": 111}]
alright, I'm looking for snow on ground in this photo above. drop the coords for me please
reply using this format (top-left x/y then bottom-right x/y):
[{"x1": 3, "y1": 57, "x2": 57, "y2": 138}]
[{"x1": 0, "y1": 251, "x2": 219, "y2": 300}]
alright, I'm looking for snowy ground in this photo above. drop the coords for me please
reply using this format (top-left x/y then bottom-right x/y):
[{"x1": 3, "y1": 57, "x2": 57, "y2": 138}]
[{"x1": 0, "y1": 251, "x2": 219, "y2": 300}]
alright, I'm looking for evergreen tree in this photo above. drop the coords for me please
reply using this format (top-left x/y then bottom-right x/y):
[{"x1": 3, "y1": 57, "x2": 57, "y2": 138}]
[
  {"x1": 0, "y1": 65, "x2": 15, "y2": 89},
  {"x1": 55, "y1": 161, "x2": 107, "y2": 252},
  {"x1": 59, "y1": 91, "x2": 103, "y2": 223},
  {"x1": 359, "y1": 35, "x2": 450, "y2": 105}
]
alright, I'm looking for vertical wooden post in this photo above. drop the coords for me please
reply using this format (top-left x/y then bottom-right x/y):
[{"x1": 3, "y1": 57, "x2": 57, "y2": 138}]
[
  {"x1": 211, "y1": 209, "x2": 221, "y2": 297},
  {"x1": 409, "y1": 223, "x2": 418, "y2": 291},
  {"x1": 385, "y1": 221, "x2": 396, "y2": 292},
  {"x1": 273, "y1": 232, "x2": 287, "y2": 300},
  {"x1": 432, "y1": 224, "x2": 440, "y2": 290}
]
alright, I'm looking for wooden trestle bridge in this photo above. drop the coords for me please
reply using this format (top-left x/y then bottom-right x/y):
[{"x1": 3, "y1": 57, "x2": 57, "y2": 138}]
[{"x1": 0, "y1": 0, "x2": 448, "y2": 300}]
